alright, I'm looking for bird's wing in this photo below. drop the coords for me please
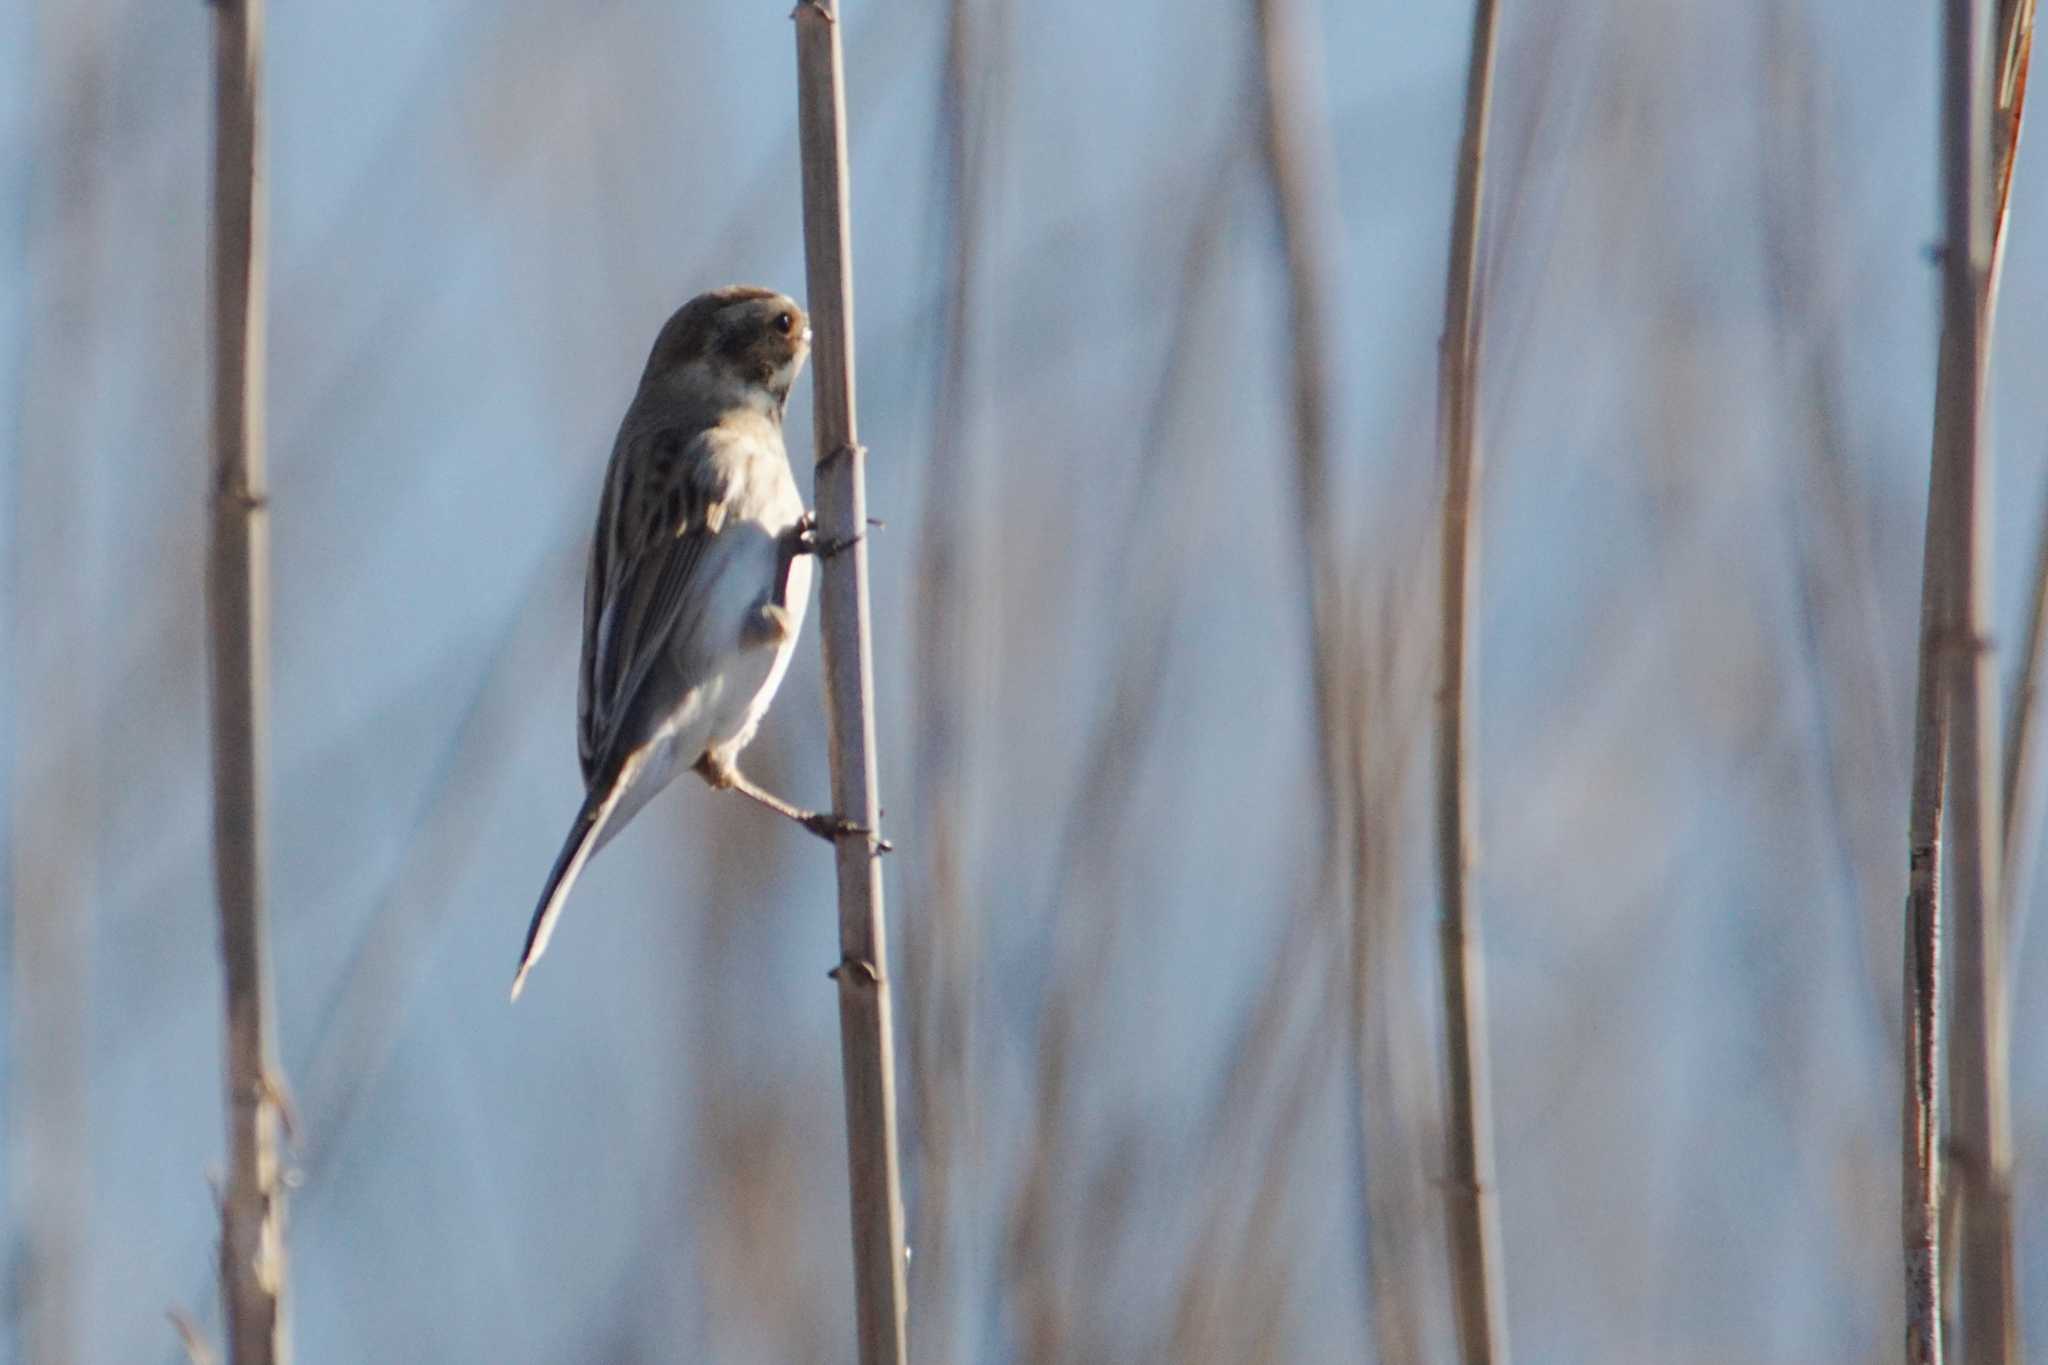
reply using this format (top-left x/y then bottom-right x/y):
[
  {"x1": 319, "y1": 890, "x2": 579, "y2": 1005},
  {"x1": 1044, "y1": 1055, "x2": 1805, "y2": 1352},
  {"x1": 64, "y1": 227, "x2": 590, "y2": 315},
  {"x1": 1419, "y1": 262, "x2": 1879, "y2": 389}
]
[{"x1": 577, "y1": 422, "x2": 737, "y2": 779}]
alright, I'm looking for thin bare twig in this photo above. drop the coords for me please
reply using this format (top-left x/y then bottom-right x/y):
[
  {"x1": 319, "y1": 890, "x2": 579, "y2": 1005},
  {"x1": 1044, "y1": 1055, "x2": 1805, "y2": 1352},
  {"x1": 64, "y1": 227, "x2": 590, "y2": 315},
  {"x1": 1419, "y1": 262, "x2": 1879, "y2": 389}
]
[
  {"x1": 208, "y1": 1, "x2": 288, "y2": 1361},
  {"x1": 792, "y1": 5, "x2": 910, "y2": 1362},
  {"x1": 1433, "y1": 2, "x2": 1511, "y2": 1361}
]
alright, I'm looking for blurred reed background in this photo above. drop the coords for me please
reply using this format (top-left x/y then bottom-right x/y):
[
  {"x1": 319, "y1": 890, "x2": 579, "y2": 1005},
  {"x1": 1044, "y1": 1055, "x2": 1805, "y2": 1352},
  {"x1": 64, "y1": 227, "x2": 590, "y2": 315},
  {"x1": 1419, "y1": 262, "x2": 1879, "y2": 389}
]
[{"x1": 5, "y1": 0, "x2": 2048, "y2": 1361}]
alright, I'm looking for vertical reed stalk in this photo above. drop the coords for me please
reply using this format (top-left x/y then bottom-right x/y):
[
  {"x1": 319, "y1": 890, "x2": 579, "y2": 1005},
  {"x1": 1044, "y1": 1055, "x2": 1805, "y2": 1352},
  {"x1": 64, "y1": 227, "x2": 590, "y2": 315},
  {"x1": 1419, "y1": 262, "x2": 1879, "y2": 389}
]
[
  {"x1": 1925, "y1": 0, "x2": 2021, "y2": 1359},
  {"x1": 207, "y1": 0, "x2": 287, "y2": 1361},
  {"x1": 792, "y1": 6, "x2": 911, "y2": 1362},
  {"x1": 1434, "y1": 2, "x2": 1511, "y2": 1361}
]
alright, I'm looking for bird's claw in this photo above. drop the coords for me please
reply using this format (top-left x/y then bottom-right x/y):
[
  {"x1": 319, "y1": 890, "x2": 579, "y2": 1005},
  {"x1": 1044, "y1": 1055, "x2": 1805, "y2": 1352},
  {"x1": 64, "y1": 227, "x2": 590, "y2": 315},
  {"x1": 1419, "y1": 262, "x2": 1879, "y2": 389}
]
[
  {"x1": 792, "y1": 511, "x2": 864, "y2": 560},
  {"x1": 800, "y1": 811, "x2": 892, "y2": 853}
]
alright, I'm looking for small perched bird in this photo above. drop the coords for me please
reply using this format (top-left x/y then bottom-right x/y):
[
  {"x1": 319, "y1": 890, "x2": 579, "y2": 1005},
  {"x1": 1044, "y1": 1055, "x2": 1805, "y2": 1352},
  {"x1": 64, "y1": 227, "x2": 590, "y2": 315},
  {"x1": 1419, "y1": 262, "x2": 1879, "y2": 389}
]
[{"x1": 511, "y1": 285, "x2": 854, "y2": 1000}]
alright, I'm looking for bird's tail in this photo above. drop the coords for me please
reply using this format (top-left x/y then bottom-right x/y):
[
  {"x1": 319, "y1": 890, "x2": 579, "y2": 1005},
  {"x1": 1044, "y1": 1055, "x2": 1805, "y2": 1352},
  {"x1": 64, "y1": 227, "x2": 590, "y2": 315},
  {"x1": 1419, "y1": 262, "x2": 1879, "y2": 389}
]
[{"x1": 510, "y1": 752, "x2": 642, "y2": 1002}]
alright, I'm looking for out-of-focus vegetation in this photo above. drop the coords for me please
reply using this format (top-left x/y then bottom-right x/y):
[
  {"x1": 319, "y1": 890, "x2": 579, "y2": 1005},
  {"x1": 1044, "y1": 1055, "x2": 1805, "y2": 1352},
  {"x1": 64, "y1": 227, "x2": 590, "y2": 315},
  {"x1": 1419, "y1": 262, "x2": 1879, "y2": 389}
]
[{"x1": 6, "y1": 1, "x2": 2048, "y2": 1361}]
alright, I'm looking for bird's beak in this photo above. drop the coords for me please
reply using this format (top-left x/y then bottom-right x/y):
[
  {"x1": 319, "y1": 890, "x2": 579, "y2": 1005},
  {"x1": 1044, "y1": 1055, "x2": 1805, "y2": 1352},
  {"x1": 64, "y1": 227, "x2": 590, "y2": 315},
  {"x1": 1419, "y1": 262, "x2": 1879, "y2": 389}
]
[{"x1": 801, "y1": 323, "x2": 814, "y2": 345}]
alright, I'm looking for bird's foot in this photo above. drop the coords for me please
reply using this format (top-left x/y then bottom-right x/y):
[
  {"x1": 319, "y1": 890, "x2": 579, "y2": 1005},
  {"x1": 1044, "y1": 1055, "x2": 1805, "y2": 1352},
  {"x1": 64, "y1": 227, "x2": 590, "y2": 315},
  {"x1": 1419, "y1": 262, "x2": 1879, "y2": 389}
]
[
  {"x1": 800, "y1": 810, "x2": 893, "y2": 853},
  {"x1": 707, "y1": 755, "x2": 893, "y2": 853},
  {"x1": 791, "y1": 511, "x2": 863, "y2": 560}
]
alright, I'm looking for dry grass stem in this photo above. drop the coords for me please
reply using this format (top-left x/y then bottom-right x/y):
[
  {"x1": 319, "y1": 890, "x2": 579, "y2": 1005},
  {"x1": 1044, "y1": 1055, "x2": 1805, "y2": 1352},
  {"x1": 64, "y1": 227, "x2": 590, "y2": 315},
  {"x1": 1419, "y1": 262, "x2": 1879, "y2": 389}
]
[
  {"x1": 1994, "y1": 1, "x2": 2042, "y2": 979},
  {"x1": 1431, "y1": 1, "x2": 1512, "y2": 1361},
  {"x1": 207, "y1": 1, "x2": 289, "y2": 1360},
  {"x1": 1924, "y1": 0, "x2": 2022, "y2": 1359},
  {"x1": 792, "y1": 4, "x2": 911, "y2": 1361},
  {"x1": 1902, "y1": 455, "x2": 1953, "y2": 1365}
]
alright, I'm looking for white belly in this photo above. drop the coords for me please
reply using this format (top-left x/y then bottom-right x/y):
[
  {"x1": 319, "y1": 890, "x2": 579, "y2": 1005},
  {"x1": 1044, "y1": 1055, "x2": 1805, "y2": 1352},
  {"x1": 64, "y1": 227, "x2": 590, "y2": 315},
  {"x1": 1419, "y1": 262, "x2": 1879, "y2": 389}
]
[
  {"x1": 708, "y1": 549, "x2": 811, "y2": 758},
  {"x1": 651, "y1": 527, "x2": 809, "y2": 771}
]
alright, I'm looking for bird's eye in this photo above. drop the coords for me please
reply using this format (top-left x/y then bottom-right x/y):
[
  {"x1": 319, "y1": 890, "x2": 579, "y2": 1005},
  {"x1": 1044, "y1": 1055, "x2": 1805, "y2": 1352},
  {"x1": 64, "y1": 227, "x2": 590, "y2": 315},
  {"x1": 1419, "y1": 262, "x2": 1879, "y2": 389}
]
[{"x1": 775, "y1": 312, "x2": 795, "y2": 336}]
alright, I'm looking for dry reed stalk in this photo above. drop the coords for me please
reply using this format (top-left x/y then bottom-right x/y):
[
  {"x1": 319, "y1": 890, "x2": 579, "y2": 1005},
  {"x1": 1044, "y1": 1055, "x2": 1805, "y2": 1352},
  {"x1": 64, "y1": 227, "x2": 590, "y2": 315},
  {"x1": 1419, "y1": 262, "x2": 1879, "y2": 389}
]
[
  {"x1": 1920, "y1": 0, "x2": 2022, "y2": 1359},
  {"x1": 1956, "y1": 0, "x2": 2035, "y2": 1359},
  {"x1": 1993, "y1": 3, "x2": 2040, "y2": 976},
  {"x1": 1904, "y1": 210, "x2": 1960, "y2": 1365},
  {"x1": 207, "y1": 1, "x2": 289, "y2": 1360},
  {"x1": 1253, "y1": 0, "x2": 1512, "y2": 1351},
  {"x1": 1991, "y1": 0, "x2": 2036, "y2": 299},
  {"x1": 791, "y1": 5, "x2": 911, "y2": 1361},
  {"x1": 1903, "y1": 418, "x2": 1952, "y2": 1365},
  {"x1": 1432, "y1": 2, "x2": 1511, "y2": 1361}
]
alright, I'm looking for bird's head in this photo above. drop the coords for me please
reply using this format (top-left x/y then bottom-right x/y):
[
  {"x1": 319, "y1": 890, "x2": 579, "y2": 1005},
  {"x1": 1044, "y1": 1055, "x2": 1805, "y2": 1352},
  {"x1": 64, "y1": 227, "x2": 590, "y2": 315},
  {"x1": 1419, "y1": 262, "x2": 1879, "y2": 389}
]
[{"x1": 640, "y1": 285, "x2": 811, "y2": 416}]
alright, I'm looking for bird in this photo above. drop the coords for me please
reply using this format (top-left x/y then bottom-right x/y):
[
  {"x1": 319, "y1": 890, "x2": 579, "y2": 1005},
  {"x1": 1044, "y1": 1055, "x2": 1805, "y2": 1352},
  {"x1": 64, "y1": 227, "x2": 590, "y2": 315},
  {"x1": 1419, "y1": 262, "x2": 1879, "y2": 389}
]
[{"x1": 511, "y1": 285, "x2": 856, "y2": 1000}]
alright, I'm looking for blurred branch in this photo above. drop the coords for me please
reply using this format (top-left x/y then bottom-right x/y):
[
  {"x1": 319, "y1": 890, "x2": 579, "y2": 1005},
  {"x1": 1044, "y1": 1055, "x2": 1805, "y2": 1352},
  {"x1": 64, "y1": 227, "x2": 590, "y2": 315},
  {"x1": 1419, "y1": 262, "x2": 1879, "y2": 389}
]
[
  {"x1": 1757, "y1": 2, "x2": 1905, "y2": 1054},
  {"x1": 2000, "y1": 469, "x2": 2048, "y2": 984},
  {"x1": 1431, "y1": 2, "x2": 1511, "y2": 1361},
  {"x1": 1247, "y1": 1, "x2": 1366, "y2": 1344},
  {"x1": 792, "y1": 5, "x2": 910, "y2": 1363},
  {"x1": 8, "y1": 13, "x2": 102, "y2": 1364},
  {"x1": 293, "y1": 544, "x2": 577, "y2": 1179},
  {"x1": 207, "y1": 2, "x2": 289, "y2": 1362},
  {"x1": 996, "y1": 145, "x2": 1234, "y2": 1365},
  {"x1": 1245, "y1": 0, "x2": 1474, "y2": 1358},
  {"x1": 1168, "y1": 907, "x2": 1331, "y2": 1363},
  {"x1": 905, "y1": 0, "x2": 1005, "y2": 1351},
  {"x1": 1345, "y1": 577, "x2": 1436, "y2": 1365},
  {"x1": 1251, "y1": 0, "x2": 1343, "y2": 834}
]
